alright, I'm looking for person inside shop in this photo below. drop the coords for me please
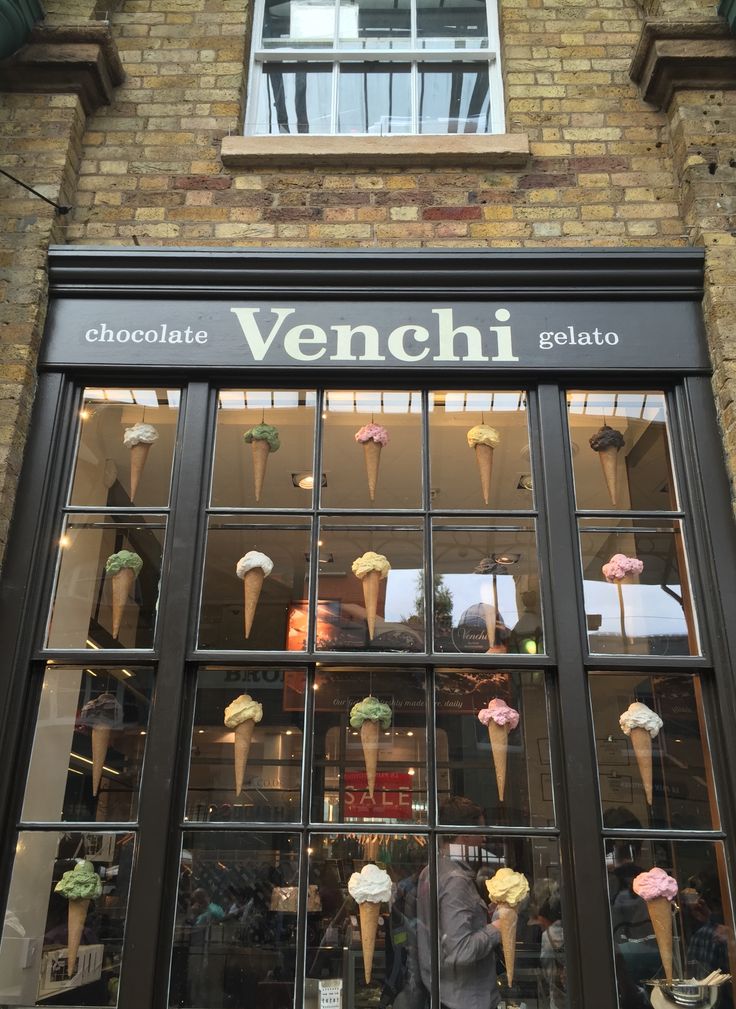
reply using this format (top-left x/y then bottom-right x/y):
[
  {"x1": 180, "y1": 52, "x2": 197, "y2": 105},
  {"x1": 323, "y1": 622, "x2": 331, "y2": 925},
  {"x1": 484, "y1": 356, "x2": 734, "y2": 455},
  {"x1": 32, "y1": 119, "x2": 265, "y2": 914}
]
[
  {"x1": 536, "y1": 893, "x2": 565, "y2": 1009},
  {"x1": 683, "y1": 873, "x2": 733, "y2": 1009},
  {"x1": 417, "y1": 796, "x2": 501, "y2": 1009},
  {"x1": 186, "y1": 888, "x2": 225, "y2": 928}
]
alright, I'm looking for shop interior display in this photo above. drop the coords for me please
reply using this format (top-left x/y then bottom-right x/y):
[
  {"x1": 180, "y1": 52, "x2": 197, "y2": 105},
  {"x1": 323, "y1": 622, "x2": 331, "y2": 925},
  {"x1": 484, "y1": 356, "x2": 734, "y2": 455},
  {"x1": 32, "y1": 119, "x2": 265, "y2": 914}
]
[
  {"x1": 235, "y1": 551, "x2": 273, "y2": 638},
  {"x1": 243, "y1": 421, "x2": 280, "y2": 502},
  {"x1": 477, "y1": 698, "x2": 520, "y2": 802},
  {"x1": 54, "y1": 860, "x2": 103, "y2": 978},
  {"x1": 224, "y1": 693, "x2": 264, "y2": 796},
  {"x1": 602, "y1": 553, "x2": 645, "y2": 652},
  {"x1": 104, "y1": 550, "x2": 142, "y2": 640},
  {"x1": 632, "y1": 868, "x2": 678, "y2": 983},
  {"x1": 351, "y1": 552, "x2": 391, "y2": 641},
  {"x1": 79, "y1": 693, "x2": 123, "y2": 798},
  {"x1": 123, "y1": 420, "x2": 158, "y2": 502},
  {"x1": 354, "y1": 422, "x2": 389, "y2": 501},
  {"x1": 485, "y1": 867, "x2": 530, "y2": 987},
  {"x1": 466, "y1": 420, "x2": 500, "y2": 505},
  {"x1": 349, "y1": 696, "x2": 392, "y2": 800},
  {"x1": 347, "y1": 863, "x2": 392, "y2": 984},
  {"x1": 619, "y1": 700, "x2": 663, "y2": 806},
  {"x1": 589, "y1": 424, "x2": 625, "y2": 506}
]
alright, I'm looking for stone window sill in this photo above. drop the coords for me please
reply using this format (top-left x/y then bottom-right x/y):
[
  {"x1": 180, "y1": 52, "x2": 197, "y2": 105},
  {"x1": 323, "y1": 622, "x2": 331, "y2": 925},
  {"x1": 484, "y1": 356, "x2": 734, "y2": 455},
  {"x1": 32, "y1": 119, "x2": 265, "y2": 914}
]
[{"x1": 220, "y1": 132, "x2": 530, "y2": 169}]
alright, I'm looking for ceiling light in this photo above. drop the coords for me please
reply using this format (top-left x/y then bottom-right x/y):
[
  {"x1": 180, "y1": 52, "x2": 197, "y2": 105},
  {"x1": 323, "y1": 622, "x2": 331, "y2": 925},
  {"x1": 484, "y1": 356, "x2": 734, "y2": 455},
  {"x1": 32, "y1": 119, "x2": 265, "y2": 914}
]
[{"x1": 292, "y1": 472, "x2": 327, "y2": 490}]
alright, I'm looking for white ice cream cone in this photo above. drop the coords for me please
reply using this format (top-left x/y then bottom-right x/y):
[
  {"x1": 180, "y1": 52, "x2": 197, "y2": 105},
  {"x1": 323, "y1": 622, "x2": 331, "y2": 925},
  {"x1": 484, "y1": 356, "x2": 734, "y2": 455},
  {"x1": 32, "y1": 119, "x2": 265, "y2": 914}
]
[
  {"x1": 598, "y1": 445, "x2": 619, "y2": 506},
  {"x1": 361, "y1": 569, "x2": 381, "y2": 640},
  {"x1": 111, "y1": 567, "x2": 136, "y2": 639},
  {"x1": 363, "y1": 440, "x2": 382, "y2": 501},
  {"x1": 129, "y1": 442, "x2": 151, "y2": 501},
  {"x1": 360, "y1": 719, "x2": 380, "y2": 799},
  {"x1": 66, "y1": 898, "x2": 90, "y2": 977},
  {"x1": 497, "y1": 904, "x2": 518, "y2": 986},
  {"x1": 251, "y1": 440, "x2": 270, "y2": 502},
  {"x1": 91, "y1": 725, "x2": 112, "y2": 797},
  {"x1": 488, "y1": 721, "x2": 511, "y2": 802},
  {"x1": 243, "y1": 568, "x2": 265, "y2": 638},
  {"x1": 647, "y1": 895, "x2": 674, "y2": 983},
  {"x1": 474, "y1": 443, "x2": 494, "y2": 505},
  {"x1": 234, "y1": 718, "x2": 256, "y2": 795},
  {"x1": 630, "y1": 725, "x2": 654, "y2": 805},
  {"x1": 359, "y1": 900, "x2": 381, "y2": 984}
]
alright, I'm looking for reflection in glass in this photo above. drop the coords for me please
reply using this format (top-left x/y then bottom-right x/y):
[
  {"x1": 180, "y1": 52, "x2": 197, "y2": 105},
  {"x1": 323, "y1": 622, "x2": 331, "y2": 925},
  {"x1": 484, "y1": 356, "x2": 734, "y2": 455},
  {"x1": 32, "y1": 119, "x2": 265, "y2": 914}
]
[
  {"x1": 433, "y1": 521, "x2": 543, "y2": 655},
  {"x1": 320, "y1": 390, "x2": 422, "y2": 508},
  {"x1": 22, "y1": 666, "x2": 152, "y2": 823},
  {"x1": 338, "y1": 65, "x2": 411, "y2": 133},
  {"x1": 430, "y1": 832, "x2": 564, "y2": 1007},
  {"x1": 46, "y1": 516, "x2": 165, "y2": 649},
  {"x1": 186, "y1": 667, "x2": 305, "y2": 823},
  {"x1": 580, "y1": 519, "x2": 699, "y2": 656},
  {"x1": 305, "y1": 833, "x2": 427, "y2": 1007},
  {"x1": 337, "y1": 0, "x2": 412, "y2": 50},
  {"x1": 211, "y1": 390, "x2": 316, "y2": 509},
  {"x1": 312, "y1": 666, "x2": 427, "y2": 824},
  {"x1": 436, "y1": 669, "x2": 553, "y2": 828},
  {"x1": 416, "y1": 0, "x2": 489, "y2": 47},
  {"x1": 429, "y1": 391, "x2": 531, "y2": 510},
  {"x1": 316, "y1": 522, "x2": 424, "y2": 651},
  {"x1": 169, "y1": 833, "x2": 299, "y2": 1009},
  {"x1": 70, "y1": 388, "x2": 179, "y2": 507},
  {"x1": 419, "y1": 64, "x2": 490, "y2": 133},
  {"x1": 568, "y1": 391, "x2": 678, "y2": 511},
  {"x1": 606, "y1": 838, "x2": 735, "y2": 1002},
  {"x1": 199, "y1": 517, "x2": 311, "y2": 651},
  {"x1": 0, "y1": 831, "x2": 133, "y2": 1007},
  {"x1": 255, "y1": 64, "x2": 333, "y2": 134}
]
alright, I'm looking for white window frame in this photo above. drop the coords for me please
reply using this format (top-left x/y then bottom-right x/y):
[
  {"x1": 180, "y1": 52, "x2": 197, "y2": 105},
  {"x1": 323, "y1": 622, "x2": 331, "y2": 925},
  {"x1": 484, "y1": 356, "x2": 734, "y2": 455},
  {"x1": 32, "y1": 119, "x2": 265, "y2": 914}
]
[{"x1": 244, "y1": 0, "x2": 505, "y2": 136}]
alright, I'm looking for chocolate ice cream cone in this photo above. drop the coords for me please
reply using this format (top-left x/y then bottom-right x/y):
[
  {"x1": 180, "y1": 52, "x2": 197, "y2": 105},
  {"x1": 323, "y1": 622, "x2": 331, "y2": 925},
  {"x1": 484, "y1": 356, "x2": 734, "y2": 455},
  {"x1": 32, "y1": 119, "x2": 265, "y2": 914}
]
[
  {"x1": 111, "y1": 567, "x2": 136, "y2": 639},
  {"x1": 598, "y1": 445, "x2": 619, "y2": 506},
  {"x1": 66, "y1": 897, "x2": 90, "y2": 977},
  {"x1": 129, "y1": 442, "x2": 151, "y2": 501},
  {"x1": 359, "y1": 900, "x2": 381, "y2": 984},
  {"x1": 361, "y1": 569, "x2": 381, "y2": 640},
  {"x1": 474, "y1": 443, "x2": 494, "y2": 505},
  {"x1": 362, "y1": 440, "x2": 382, "y2": 502},
  {"x1": 251, "y1": 440, "x2": 270, "y2": 502},
  {"x1": 234, "y1": 718, "x2": 256, "y2": 795},
  {"x1": 243, "y1": 568, "x2": 265, "y2": 638},
  {"x1": 488, "y1": 721, "x2": 510, "y2": 802},
  {"x1": 630, "y1": 725, "x2": 654, "y2": 805},
  {"x1": 360, "y1": 719, "x2": 380, "y2": 799},
  {"x1": 91, "y1": 725, "x2": 112, "y2": 797},
  {"x1": 647, "y1": 896, "x2": 674, "y2": 983},
  {"x1": 497, "y1": 904, "x2": 518, "y2": 986}
]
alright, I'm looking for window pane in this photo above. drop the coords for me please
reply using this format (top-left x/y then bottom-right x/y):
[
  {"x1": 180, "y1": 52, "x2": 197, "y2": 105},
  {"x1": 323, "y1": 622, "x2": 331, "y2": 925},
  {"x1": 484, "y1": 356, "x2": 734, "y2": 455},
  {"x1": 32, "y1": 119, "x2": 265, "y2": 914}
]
[
  {"x1": 591, "y1": 673, "x2": 718, "y2": 831},
  {"x1": 337, "y1": 0, "x2": 411, "y2": 51},
  {"x1": 419, "y1": 63, "x2": 490, "y2": 134},
  {"x1": 263, "y1": 0, "x2": 336, "y2": 48},
  {"x1": 22, "y1": 666, "x2": 152, "y2": 824},
  {"x1": 433, "y1": 833, "x2": 565, "y2": 1007},
  {"x1": 312, "y1": 666, "x2": 427, "y2": 824},
  {"x1": 416, "y1": 0, "x2": 489, "y2": 48},
  {"x1": 580, "y1": 518, "x2": 699, "y2": 656},
  {"x1": 429, "y1": 390, "x2": 532, "y2": 510},
  {"x1": 605, "y1": 838, "x2": 735, "y2": 1001},
  {"x1": 305, "y1": 833, "x2": 428, "y2": 1006},
  {"x1": 254, "y1": 64, "x2": 333, "y2": 135},
  {"x1": 70, "y1": 387, "x2": 179, "y2": 507},
  {"x1": 436, "y1": 669, "x2": 554, "y2": 827},
  {"x1": 199, "y1": 516, "x2": 311, "y2": 651},
  {"x1": 46, "y1": 515, "x2": 165, "y2": 649},
  {"x1": 320, "y1": 390, "x2": 422, "y2": 507},
  {"x1": 186, "y1": 667, "x2": 305, "y2": 823},
  {"x1": 170, "y1": 832, "x2": 300, "y2": 1009},
  {"x1": 567, "y1": 390, "x2": 678, "y2": 511},
  {"x1": 0, "y1": 831, "x2": 134, "y2": 1006},
  {"x1": 432, "y1": 520, "x2": 544, "y2": 655},
  {"x1": 211, "y1": 389, "x2": 316, "y2": 509},
  {"x1": 338, "y1": 64, "x2": 411, "y2": 134}
]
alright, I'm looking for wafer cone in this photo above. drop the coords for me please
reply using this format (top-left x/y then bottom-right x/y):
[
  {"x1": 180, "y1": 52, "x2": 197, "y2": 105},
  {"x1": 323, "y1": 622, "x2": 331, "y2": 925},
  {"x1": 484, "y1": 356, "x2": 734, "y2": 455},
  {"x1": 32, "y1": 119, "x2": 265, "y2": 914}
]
[
  {"x1": 243, "y1": 568, "x2": 265, "y2": 638},
  {"x1": 361, "y1": 569, "x2": 381, "y2": 640},
  {"x1": 359, "y1": 900, "x2": 381, "y2": 984},
  {"x1": 630, "y1": 725, "x2": 654, "y2": 805},
  {"x1": 111, "y1": 567, "x2": 136, "y2": 639},
  {"x1": 488, "y1": 721, "x2": 511, "y2": 802},
  {"x1": 474, "y1": 443, "x2": 494, "y2": 505},
  {"x1": 363, "y1": 441, "x2": 382, "y2": 502},
  {"x1": 497, "y1": 904, "x2": 518, "y2": 986},
  {"x1": 482, "y1": 602, "x2": 496, "y2": 648},
  {"x1": 66, "y1": 898, "x2": 90, "y2": 977},
  {"x1": 129, "y1": 442, "x2": 151, "y2": 501},
  {"x1": 234, "y1": 718, "x2": 256, "y2": 795},
  {"x1": 598, "y1": 446, "x2": 619, "y2": 506},
  {"x1": 251, "y1": 440, "x2": 270, "y2": 502},
  {"x1": 361, "y1": 719, "x2": 380, "y2": 799},
  {"x1": 91, "y1": 725, "x2": 112, "y2": 797},
  {"x1": 647, "y1": 896, "x2": 674, "y2": 983}
]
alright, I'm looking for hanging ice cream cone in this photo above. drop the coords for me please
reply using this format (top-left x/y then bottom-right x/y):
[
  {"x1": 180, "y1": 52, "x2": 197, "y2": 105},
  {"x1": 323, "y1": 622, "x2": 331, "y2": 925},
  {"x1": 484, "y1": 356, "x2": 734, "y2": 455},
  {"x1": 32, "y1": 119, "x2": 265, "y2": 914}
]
[
  {"x1": 488, "y1": 721, "x2": 511, "y2": 802},
  {"x1": 359, "y1": 900, "x2": 381, "y2": 984},
  {"x1": 66, "y1": 898, "x2": 90, "y2": 977},
  {"x1": 129, "y1": 442, "x2": 151, "y2": 501},
  {"x1": 234, "y1": 718, "x2": 256, "y2": 795},
  {"x1": 482, "y1": 602, "x2": 496, "y2": 648},
  {"x1": 360, "y1": 719, "x2": 380, "y2": 799},
  {"x1": 361, "y1": 569, "x2": 381, "y2": 640},
  {"x1": 647, "y1": 896, "x2": 674, "y2": 983},
  {"x1": 243, "y1": 568, "x2": 265, "y2": 638},
  {"x1": 363, "y1": 441, "x2": 382, "y2": 501},
  {"x1": 363, "y1": 835, "x2": 380, "y2": 862},
  {"x1": 251, "y1": 440, "x2": 270, "y2": 502},
  {"x1": 91, "y1": 725, "x2": 112, "y2": 797},
  {"x1": 630, "y1": 725, "x2": 654, "y2": 805},
  {"x1": 111, "y1": 567, "x2": 136, "y2": 638},
  {"x1": 598, "y1": 445, "x2": 619, "y2": 506},
  {"x1": 497, "y1": 904, "x2": 519, "y2": 986},
  {"x1": 474, "y1": 443, "x2": 494, "y2": 506}
]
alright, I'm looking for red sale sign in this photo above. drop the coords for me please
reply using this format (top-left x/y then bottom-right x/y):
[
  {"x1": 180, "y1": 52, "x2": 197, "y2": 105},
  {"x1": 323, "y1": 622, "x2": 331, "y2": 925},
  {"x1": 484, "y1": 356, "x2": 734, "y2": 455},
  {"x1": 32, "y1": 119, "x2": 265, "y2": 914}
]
[{"x1": 343, "y1": 772, "x2": 414, "y2": 820}]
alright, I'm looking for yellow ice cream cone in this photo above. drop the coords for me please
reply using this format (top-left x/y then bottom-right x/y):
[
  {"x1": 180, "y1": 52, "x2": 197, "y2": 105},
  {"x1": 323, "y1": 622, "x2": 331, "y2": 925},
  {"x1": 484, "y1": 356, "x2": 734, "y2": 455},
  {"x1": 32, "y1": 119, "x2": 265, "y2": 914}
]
[
  {"x1": 361, "y1": 569, "x2": 381, "y2": 640},
  {"x1": 234, "y1": 718, "x2": 256, "y2": 795},
  {"x1": 474, "y1": 443, "x2": 494, "y2": 505},
  {"x1": 497, "y1": 904, "x2": 518, "y2": 986}
]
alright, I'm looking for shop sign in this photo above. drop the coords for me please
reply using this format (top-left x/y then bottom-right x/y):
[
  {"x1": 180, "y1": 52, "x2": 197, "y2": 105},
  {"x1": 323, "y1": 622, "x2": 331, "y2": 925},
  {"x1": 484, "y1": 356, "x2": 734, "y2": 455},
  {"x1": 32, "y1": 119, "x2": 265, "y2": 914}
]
[{"x1": 343, "y1": 771, "x2": 413, "y2": 820}]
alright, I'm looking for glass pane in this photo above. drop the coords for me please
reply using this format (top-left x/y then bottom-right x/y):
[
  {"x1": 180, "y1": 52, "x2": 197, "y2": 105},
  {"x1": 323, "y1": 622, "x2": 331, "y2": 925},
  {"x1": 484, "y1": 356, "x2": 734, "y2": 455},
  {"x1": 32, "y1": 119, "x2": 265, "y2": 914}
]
[
  {"x1": 436, "y1": 669, "x2": 554, "y2": 828},
  {"x1": 417, "y1": 0, "x2": 489, "y2": 48},
  {"x1": 567, "y1": 390, "x2": 678, "y2": 511},
  {"x1": 70, "y1": 387, "x2": 179, "y2": 507},
  {"x1": 0, "y1": 831, "x2": 134, "y2": 1006},
  {"x1": 22, "y1": 666, "x2": 152, "y2": 823},
  {"x1": 199, "y1": 516, "x2": 311, "y2": 651},
  {"x1": 254, "y1": 64, "x2": 333, "y2": 135},
  {"x1": 429, "y1": 390, "x2": 531, "y2": 510},
  {"x1": 263, "y1": 0, "x2": 336, "y2": 48},
  {"x1": 170, "y1": 832, "x2": 299, "y2": 1009},
  {"x1": 312, "y1": 666, "x2": 427, "y2": 824},
  {"x1": 338, "y1": 65, "x2": 412, "y2": 134},
  {"x1": 211, "y1": 390, "x2": 316, "y2": 509},
  {"x1": 186, "y1": 667, "x2": 305, "y2": 823},
  {"x1": 433, "y1": 833, "x2": 565, "y2": 1007},
  {"x1": 305, "y1": 833, "x2": 428, "y2": 1007},
  {"x1": 316, "y1": 521, "x2": 424, "y2": 652},
  {"x1": 605, "y1": 838, "x2": 735, "y2": 1001},
  {"x1": 591, "y1": 673, "x2": 718, "y2": 831},
  {"x1": 419, "y1": 63, "x2": 490, "y2": 134},
  {"x1": 338, "y1": 0, "x2": 411, "y2": 51},
  {"x1": 46, "y1": 515, "x2": 165, "y2": 649},
  {"x1": 580, "y1": 518, "x2": 699, "y2": 656},
  {"x1": 321, "y1": 390, "x2": 422, "y2": 507},
  {"x1": 432, "y1": 520, "x2": 544, "y2": 655}
]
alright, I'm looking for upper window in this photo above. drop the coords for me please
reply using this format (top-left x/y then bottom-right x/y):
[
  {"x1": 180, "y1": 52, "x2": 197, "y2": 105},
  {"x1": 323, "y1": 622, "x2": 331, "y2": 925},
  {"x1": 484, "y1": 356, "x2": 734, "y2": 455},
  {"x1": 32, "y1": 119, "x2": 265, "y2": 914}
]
[{"x1": 246, "y1": 0, "x2": 505, "y2": 135}]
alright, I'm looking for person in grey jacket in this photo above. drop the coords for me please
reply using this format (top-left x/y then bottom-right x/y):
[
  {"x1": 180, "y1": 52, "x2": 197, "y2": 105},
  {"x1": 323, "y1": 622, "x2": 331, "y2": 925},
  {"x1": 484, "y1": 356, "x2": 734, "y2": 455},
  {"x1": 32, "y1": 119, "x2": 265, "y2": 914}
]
[{"x1": 417, "y1": 797, "x2": 501, "y2": 1009}]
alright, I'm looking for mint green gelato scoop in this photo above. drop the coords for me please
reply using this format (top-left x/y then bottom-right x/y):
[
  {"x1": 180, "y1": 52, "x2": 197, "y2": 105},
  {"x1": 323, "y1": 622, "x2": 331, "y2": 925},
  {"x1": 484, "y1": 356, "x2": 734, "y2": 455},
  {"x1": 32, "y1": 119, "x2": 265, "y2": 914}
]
[
  {"x1": 54, "y1": 860, "x2": 102, "y2": 901},
  {"x1": 350, "y1": 696, "x2": 392, "y2": 729},
  {"x1": 105, "y1": 550, "x2": 143, "y2": 576},
  {"x1": 243, "y1": 423, "x2": 280, "y2": 452}
]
